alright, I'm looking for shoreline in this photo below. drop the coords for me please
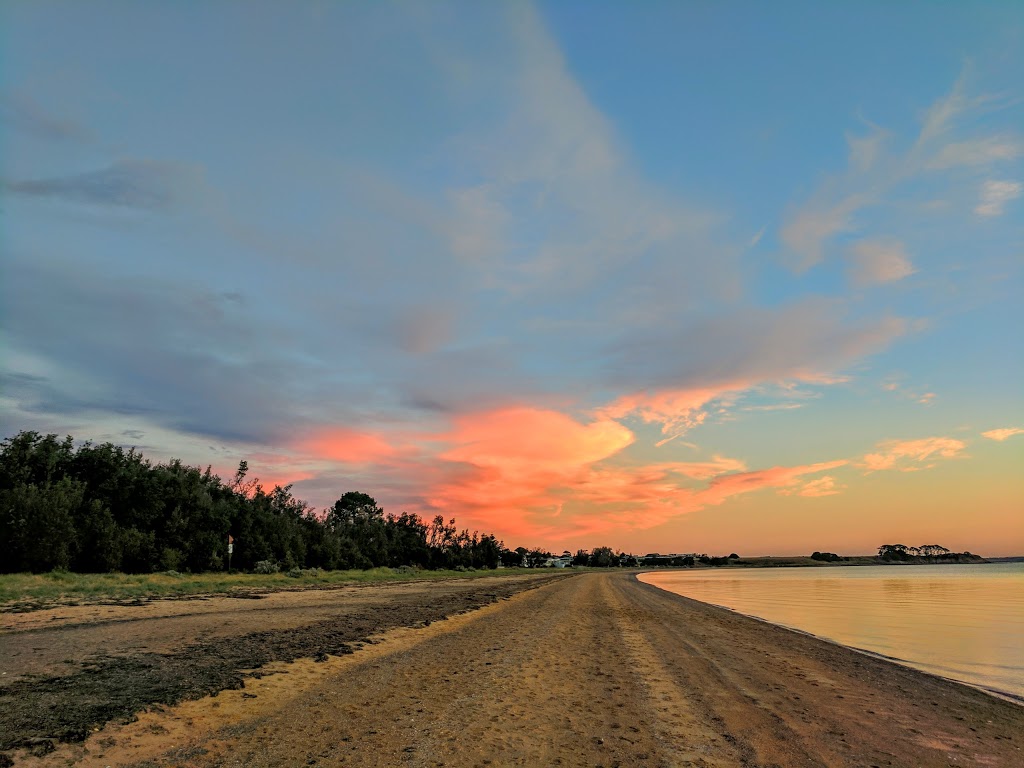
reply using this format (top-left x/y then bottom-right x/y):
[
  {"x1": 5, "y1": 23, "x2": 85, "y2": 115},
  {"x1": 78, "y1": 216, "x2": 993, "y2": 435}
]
[
  {"x1": 637, "y1": 566, "x2": 1024, "y2": 707},
  {"x1": 668, "y1": 594, "x2": 1024, "y2": 708}
]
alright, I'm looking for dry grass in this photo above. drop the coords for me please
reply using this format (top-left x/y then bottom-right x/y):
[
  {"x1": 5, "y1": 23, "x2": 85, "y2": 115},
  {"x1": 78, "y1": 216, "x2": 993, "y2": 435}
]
[{"x1": 0, "y1": 567, "x2": 540, "y2": 609}]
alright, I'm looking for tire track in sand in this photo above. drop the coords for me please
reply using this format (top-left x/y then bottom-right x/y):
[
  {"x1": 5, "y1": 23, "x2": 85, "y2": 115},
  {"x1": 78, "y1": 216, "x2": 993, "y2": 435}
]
[{"x1": 602, "y1": 574, "x2": 744, "y2": 767}]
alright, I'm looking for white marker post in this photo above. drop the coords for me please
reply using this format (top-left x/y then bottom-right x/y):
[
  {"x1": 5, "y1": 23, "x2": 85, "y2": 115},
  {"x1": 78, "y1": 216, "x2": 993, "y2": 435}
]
[{"x1": 227, "y1": 535, "x2": 234, "y2": 572}]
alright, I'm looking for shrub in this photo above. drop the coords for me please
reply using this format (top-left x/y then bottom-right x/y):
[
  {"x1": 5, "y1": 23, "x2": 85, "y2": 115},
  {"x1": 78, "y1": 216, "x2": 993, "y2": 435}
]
[{"x1": 253, "y1": 560, "x2": 279, "y2": 574}]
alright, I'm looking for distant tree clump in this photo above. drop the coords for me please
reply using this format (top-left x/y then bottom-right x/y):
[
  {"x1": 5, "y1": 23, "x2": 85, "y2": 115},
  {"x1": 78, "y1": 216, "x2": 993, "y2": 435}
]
[
  {"x1": 0, "y1": 431, "x2": 507, "y2": 574},
  {"x1": 810, "y1": 551, "x2": 844, "y2": 562},
  {"x1": 877, "y1": 543, "x2": 975, "y2": 563}
]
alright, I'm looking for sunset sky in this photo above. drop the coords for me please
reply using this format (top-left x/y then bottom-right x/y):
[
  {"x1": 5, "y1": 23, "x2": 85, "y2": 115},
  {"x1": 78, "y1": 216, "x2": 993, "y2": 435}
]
[{"x1": 2, "y1": 2, "x2": 1022, "y2": 556}]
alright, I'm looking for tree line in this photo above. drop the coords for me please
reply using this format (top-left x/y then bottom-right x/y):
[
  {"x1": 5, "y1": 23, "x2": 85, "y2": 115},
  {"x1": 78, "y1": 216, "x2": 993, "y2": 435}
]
[{"x1": 0, "y1": 432, "x2": 507, "y2": 574}]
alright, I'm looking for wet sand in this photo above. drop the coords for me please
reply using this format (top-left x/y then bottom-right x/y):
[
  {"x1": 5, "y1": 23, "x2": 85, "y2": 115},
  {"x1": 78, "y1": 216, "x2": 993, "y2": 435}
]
[{"x1": 3, "y1": 571, "x2": 1022, "y2": 767}]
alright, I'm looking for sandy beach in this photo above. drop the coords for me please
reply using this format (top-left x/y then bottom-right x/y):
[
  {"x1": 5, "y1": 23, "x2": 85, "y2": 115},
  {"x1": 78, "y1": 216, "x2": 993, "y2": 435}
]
[{"x1": 2, "y1": 571, "x2": 1022, "y2": 767}]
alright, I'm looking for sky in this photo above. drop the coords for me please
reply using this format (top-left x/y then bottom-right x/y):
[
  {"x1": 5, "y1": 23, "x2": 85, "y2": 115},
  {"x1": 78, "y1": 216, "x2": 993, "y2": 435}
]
[{"x1": 2, "y1": 1, "x2": 1022, "y2": 556}]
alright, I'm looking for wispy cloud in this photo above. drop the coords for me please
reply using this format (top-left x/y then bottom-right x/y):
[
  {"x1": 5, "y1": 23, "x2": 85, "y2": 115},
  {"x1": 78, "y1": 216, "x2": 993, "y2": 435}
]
[
  {"x1": 601, "y1": 302, "x2": 904, "y2": 443},
  {"x1": 981, "y1": 427, "x2": 1024, "y2": 441},
  {"x1": 847, "y1": 239, "x2": 916, "y2": 286},
  {"x1": 927, "y1": 137, "x2": 1021, "y2": 170},
  {"x1": 0, "y1": 90, "x2": 94, "y2": 143},
  {"x1": 862, "y1": 436, "x2": 966, "y2": 472},
  {"x1": 781, "y1": 194, "x2": 866, "y2": 273},
  {"x1": 780, "y1": 475, "x2": 845, "y2": 497},
  {"x1": 975, "y1": 179, "x2": 1022, "y2": 217},
  {"x1": 5, "y1": 159, "x2": 206, "y2": 210},
  {"x1": 782, "y1": 71, "x2": 1021, "y2": 271}
]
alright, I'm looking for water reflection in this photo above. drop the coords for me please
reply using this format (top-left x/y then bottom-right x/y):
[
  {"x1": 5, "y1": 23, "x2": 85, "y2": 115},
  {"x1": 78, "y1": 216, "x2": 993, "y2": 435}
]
[{"x1": 639, "y1": 563, "x2": 1024, "y2": 698}]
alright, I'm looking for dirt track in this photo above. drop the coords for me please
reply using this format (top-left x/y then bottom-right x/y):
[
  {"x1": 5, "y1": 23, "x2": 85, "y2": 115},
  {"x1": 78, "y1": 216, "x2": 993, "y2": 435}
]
[{"x1": 2, "y1": 572, "x2": 1022, "y2": 767}]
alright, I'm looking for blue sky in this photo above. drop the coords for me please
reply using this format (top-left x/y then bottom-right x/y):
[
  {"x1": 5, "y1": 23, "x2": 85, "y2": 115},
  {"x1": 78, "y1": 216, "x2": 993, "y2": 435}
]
[{"x1": 2, "y1": 2, "x2": 1022, "y2": 554}]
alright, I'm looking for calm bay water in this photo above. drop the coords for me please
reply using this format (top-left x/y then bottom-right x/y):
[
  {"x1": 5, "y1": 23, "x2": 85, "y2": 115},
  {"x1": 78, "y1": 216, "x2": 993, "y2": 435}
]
[{"x1": 639, "y1": 563, "x2": 1024, "y2": 700}]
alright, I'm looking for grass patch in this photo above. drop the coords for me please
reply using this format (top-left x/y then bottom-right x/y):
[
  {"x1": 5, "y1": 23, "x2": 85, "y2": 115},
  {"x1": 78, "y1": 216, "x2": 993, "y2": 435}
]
[{"x1": 0, "y1": 567, "x2": 548, "y2": 609}]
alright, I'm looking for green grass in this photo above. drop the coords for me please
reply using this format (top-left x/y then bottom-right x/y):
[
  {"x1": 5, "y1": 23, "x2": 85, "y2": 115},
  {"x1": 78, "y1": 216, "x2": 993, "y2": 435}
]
[{"x1": 0, "y1": 567, "x2": 547, "y2": 609}]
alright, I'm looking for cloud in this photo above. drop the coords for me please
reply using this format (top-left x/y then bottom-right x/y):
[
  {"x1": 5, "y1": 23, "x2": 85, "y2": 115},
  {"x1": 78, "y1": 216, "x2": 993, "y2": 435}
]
[
  {"x1": 847, "y1": 239, "x2": 916, "y2": 286},
  {"x1": 606, "y1": 300, "x2": 904, "y2": 390},
  {"x1": 781, "y1": 194, "x2": 866, "y2": 272},
  {"x1": 915, "y1": 71, "x2": 969, "y2": 146},
  {"x1": 781, "y1": 71, "x2": 1021, "y2": 270},
  {"x1": 0, "y1": 91, "x2": 94, "y2": 143},
  {"x1": 975, "y1": 179, "x2": 1021, "y2": 217},
  {"x1": 927, "y1": 137, "x2": 1021, "y2": 170},
  {"x1": 786, "y1": 475, "x2": 845, "y2": 497},
  {"x1": 298, "y1": 428, "x2": 402, "y2": 464},
  {"x1": 862, "y1": 436, "x2": 966, "y2": 472},
  {"x1": 435, "y1": 2, "x2": 733, "y2": 308},
  {"x1": 697, "y1": 460, "x2": 849, "y2": 507},
  {"x1": 600, "y1": 301, "x2": 904, "y2": 441},
  {"x1": 2, "y1": 259, "x2": 326, "y2": 444},
  {"x1": 981, "y1": 427, "x2": 1024, "y2": 442},
  {"x1": 420, "y1": 406, "x2": 635, "y2": 539},
  {"x1": 651, "y1": 457, "x2": 749, "y2": 481},
  {"x1": 392, "y1": 306, "x2": 457, "y2": 356},
  {"x1": 600, "y1": 386, "x2": 734, "y2": 444},
  {"x1": 5, "y1": 159, "x2": 206, "y2": 210},
  {"x1": 440, "y1": 407, "x2": 633, "y2": 473}
]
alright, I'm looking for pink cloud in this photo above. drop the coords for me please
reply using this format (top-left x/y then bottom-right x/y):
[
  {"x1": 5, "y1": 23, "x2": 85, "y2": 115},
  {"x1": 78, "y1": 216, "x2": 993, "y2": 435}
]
[
  {"x1": 299, "y1": 427, "x2": 401, "y2": 464},
  {"x1": 982, "y1": 427, "x2": 1024, "y2": 442},
  {"x1": 862, "y1": 436, "x2": 966, "y2": 471}
]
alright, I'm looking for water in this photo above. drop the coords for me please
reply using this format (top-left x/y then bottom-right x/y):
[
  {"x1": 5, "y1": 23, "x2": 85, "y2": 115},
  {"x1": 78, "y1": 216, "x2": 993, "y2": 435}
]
[{"x1": 639, "y1": 563, "x2": 1024, "y2": 700}]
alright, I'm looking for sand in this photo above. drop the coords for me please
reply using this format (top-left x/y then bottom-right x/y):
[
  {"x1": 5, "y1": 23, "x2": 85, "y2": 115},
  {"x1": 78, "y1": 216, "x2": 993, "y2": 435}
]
[{"x1": 2, "y1": 571, "x2": 1022, "y2": 767}]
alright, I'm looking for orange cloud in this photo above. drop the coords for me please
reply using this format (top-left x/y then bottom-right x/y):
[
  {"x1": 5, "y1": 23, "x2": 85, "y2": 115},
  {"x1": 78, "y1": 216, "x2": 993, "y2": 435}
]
[
  {"x1": 862, "y1": 436, "x2": 966, "y2": 472},
  {"x1": 426, "y1": 407, "x2": 635, "y2": 539},
  {"x1": 982, "y1": 427, "x2": 1024, "y2": 442},
  {"x1": 290, "y1": 404, "x2": 851, "y2": 542},
  {"x1": 573, "y1": 458, "x2": 848, "y2": 533},
  {"x1": 300, "y1": 427, "x2": 400, "y2": 464},
  {"x1": 697, "y1": 460, "x2": 849, "y2": 507},
  {"x1": 440, "y1": 407, "x2": 633, "y2": 471},
  {"x1": 652, "y1": 457, "x2": 748, "y2": 480}
]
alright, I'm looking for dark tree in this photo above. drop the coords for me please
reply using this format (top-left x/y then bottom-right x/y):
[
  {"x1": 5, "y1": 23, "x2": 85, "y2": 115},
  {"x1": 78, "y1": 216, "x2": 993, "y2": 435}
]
[{"x1": 0, "y1": 431, "x2": 512, "y2": 575}]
